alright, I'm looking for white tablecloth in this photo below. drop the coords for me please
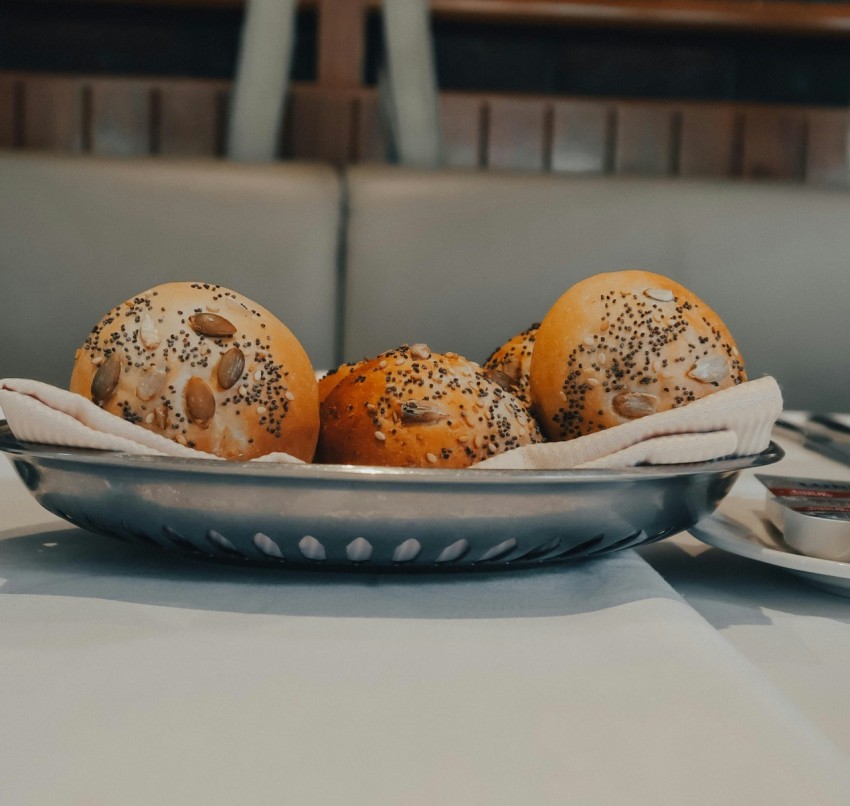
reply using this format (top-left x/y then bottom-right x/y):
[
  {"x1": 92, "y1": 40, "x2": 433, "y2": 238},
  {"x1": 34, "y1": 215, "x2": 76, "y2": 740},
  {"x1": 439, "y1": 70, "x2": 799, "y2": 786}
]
[
  {"x1": 2, "y1": 415, "x2": 850, "y2": 805},
  {"x1": 640, "y1": 432, "x2": 850, "y2": 762}
]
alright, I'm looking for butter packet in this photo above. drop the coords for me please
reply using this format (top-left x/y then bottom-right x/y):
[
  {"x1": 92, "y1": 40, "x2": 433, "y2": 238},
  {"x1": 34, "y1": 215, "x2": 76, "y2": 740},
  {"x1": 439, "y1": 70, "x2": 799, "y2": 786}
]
[{"x1": 758, "y1": 475, "x2": 850, "y2": 561}]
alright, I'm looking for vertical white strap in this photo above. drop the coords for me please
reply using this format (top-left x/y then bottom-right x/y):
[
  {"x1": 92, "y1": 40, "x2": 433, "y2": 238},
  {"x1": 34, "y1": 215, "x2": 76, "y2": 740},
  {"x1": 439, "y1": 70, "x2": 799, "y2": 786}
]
[
  {"x1": 227, "y1": 0, "x2": 298, "y2": 162},
  {"x1": 382, "y1": 0, "x2": 442, "y2": 167}
]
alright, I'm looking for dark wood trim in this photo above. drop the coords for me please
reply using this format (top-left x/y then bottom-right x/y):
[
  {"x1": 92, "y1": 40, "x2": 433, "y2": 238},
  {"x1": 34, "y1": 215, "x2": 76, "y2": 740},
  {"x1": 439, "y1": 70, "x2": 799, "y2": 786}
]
[
  {"x1": 422, "y1": 0, "x2": 850, "y2": 37},
  {"x1": 19, "y1": 0, "x2": 850, "y2": 38}
]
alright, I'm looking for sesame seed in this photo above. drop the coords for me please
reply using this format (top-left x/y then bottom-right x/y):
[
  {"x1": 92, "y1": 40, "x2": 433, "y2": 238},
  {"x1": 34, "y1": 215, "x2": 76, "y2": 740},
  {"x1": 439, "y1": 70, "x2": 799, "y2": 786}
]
[
  {"x1": 253, "y1": 370, "x2": 263, "y2": 381},
  {"x1": 474, "y1": 434, "x2": 485, "y2": 448},
  {"x1": 426, "y1": 452, "x2": 437, "y2": 463},
  {"x1": 284, "y1": 390, "x2": 295, "y2": 401},
  {"x1": 375, "y1": 431, "x2": 386, "y2": 441},
  {"x1": 257, "y1": 405, "x2": 267, "y2": 415}
]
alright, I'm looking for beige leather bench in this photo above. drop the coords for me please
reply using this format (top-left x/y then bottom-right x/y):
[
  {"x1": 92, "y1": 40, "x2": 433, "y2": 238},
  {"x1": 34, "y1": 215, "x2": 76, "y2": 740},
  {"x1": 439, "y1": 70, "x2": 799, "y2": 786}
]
[
  {"x1": 0, "y1": 153, "x2": 341, "y2": 386},
  {"x1": 1, "y1": 153, "x2": 847, "y2": 412},
  {"x1": 343, "y1": 166, "x2": 850, "y2": 412}
]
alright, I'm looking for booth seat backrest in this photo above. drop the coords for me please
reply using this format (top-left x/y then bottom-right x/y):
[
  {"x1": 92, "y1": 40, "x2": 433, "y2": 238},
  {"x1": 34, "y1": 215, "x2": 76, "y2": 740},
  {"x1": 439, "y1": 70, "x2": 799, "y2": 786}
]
[
  {"x1": 343, "y1": 166, "x2": 850, "y2": 412},
  {"x1": 0, "y1": 153, "x2": 341, "y2": 387}
]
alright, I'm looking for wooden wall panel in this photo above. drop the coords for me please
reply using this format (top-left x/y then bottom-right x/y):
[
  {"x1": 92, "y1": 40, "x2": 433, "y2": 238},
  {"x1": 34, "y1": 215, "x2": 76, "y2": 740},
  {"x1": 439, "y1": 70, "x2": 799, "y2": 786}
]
[
  {"x1": 615, "y1": 104, "x2": 677, "y2": 176},
  {"x1": 439, "y1": 94, "x2": 482, "y2": 168},
  {"x1": 486, "y1": 97, "x2": 547, "y2": 171},
  {"x1": 316, "y1": 0, "x2": 367, "y2": 88},
  {"x1": 158, "y1": 82, "x2": 227, "y2": 157},
  {"x1": 805, "y1": 109, "x2": 850, "y2": 187},
  {"x1": 90, "y1": 79, "x2": 152, "y2": 156},
  {"x1": 2, "y1": 71, "x2": 849, "y2": 189},
  {"x1": 354, "y1": 93, "x2": 390, "y2": 163},
  {"x1": 285, "y1": 89, "x2": 356, "y2": 162},
  {"x1": 0, "y1": 75, "x2": 18, "y2": 148},
  {"x1": 678, "y1": 106, "x2": 738, "y2": 178},
  {"x1": 741, "y1": 110, "x2": 807, "y2": 180},
  {"x1": 551, "y1": 100, "x2": 610, "y2": 174},
  {"x1": 20, "y1": 77, "x2": 86, "y2": 152}
]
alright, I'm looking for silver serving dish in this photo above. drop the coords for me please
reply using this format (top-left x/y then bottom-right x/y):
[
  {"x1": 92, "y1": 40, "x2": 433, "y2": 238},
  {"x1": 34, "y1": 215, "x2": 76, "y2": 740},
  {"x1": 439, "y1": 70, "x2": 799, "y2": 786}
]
[{"x1": 0, "y1": 421, "x2": 782, "y2": 571}]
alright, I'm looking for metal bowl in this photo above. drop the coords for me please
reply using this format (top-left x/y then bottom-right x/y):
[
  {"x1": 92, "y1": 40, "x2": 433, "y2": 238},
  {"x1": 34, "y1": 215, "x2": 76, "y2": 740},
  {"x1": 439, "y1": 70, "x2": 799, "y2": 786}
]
[{"x1": 0, "y1": 422, "x2": 783, "y2": 571}]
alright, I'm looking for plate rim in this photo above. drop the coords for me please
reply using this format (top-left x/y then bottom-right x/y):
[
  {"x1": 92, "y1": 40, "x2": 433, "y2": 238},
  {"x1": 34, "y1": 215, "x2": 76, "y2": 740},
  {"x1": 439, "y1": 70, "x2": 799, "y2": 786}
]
[
  {"x1": 0, "y1": 421, "x2": 784, "y2": 486},
  {"x1": 690, "y1": 510, "x2": 850, "y2": 580}
]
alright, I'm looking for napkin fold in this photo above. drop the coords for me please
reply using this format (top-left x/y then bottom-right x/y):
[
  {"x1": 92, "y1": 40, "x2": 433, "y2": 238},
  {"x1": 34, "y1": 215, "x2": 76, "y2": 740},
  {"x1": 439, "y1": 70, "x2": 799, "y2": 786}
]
[
  {"x1": 0, "y1": 375, "x2": 782, "y2": 469},
  {"x1": 0, "y1": 378, "x2": 303, "y2": 463},
  {"x1": 475, "y1": 375, "x2": 782, "y2": 469}
]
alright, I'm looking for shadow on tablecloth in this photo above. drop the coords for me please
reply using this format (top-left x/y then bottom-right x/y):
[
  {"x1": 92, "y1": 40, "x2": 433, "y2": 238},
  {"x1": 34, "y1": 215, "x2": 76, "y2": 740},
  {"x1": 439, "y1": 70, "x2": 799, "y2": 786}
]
[
  {"x1": 0, "y1": 521, "x2": 683, "y2": 619},
  {"x1": 640, "y1": 539, "x2": 850, "y2": 627}
]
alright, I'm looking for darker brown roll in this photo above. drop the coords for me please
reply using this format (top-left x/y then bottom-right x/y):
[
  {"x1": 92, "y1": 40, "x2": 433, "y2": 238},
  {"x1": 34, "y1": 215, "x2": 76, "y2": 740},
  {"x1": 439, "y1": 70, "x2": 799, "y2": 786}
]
[
  {"x1": 482, "y1": 323, "x2": 539, "y2": 407},
  {"x1": 317, "y1": 343, "x2": 543, "y2": 467}
]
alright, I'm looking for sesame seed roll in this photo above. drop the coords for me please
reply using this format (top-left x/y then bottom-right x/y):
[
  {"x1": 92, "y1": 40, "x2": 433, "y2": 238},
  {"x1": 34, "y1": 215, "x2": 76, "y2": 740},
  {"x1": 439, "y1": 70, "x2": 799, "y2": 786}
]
[
  {"x1": 70, "y1": 282, "x2": 319, "y2": 461},
  {"x1": 482, "y1": 323, "x2": 539, "y2": 408},
  {"x1": 317, "y1": 343, "x2": 543, "y2": 467},
  {"x1": 530, "y1": 270, "x2": 747, "y2": 441}
]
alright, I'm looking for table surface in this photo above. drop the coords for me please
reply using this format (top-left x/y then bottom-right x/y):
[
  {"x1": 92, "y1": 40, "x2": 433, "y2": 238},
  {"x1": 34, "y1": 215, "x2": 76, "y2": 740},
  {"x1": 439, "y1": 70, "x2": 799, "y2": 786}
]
[{"x1": 2, "y1": 418, "x2": 850, "y2": 806}]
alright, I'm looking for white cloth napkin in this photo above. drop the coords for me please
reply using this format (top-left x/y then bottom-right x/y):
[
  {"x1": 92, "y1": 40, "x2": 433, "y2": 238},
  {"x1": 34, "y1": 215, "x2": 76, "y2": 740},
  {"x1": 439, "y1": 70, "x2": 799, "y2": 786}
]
[
  {"x1": 476, "y1": 375, "x2": 782, "y2": 469},
  {"x1": 0, "y1": 378, "x2": 303, "y2": 463},
  {"x1": 0, "y1": 375, "x2": 781, "y2": 468}
]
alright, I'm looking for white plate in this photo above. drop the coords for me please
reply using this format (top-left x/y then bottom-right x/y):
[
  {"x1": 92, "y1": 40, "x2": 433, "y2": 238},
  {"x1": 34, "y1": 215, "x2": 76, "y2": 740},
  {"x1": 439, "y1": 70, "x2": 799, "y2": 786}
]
[{"x1": 690, "y1": 497, "x2": 850, "y2": 597}]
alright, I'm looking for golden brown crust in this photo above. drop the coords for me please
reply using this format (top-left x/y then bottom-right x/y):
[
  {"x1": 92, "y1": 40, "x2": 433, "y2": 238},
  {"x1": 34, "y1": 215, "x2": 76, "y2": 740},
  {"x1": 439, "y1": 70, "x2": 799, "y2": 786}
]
[
  {"x1": 70, "y1": 282, "x2": 319, "y2": 461},
  {"x1": 318, "y1": 360, "x2": 361, "y2": 404},
  {"x1": 317, "y1": 343, "x2": 543, "y2": 467},
  {"x1": 530, "y1": 270, "x2": 747, "y2": 441},
  {"x1": 482, "y1": 323, "x2": 539, "y2": 407}
]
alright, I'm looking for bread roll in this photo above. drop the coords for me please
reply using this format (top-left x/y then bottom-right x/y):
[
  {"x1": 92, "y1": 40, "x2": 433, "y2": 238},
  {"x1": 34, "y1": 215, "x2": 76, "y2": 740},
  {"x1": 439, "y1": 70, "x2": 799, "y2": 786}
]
[
  {"x1": 530, "y1": 270, "x2": 747, "y2": 441},
  {"x1": 482, "y1": 323, "x2": 538, "y2": 407},
  {"x1": 70, "y1": 281, "x2": 319, "y2": 461},
  {"x1": 317, "y1": 343, "x2": 543, "y2": 467},
  {"x1": 318, "y1": 360, "x2": 360, "y2": 404}
]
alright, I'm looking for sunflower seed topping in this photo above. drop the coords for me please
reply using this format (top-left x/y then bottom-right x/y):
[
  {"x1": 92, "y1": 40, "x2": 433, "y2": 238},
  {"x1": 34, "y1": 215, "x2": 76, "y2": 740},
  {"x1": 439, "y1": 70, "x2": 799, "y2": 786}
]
[
  {"x1": 401, "y1": 401, "x2": 449, "y2": 425},
  {"x1": 185, "y1": 377, "x2": 215, "y2": 427},
  {"x1": 91, "y1": 353, "x2": 121, "y2": 404},
  {"x1": 188, "y1": 313, "x2": 236, "y2": 337},
  {"x1": 645, "y1": 288, "x2": 674, "y2": 302},
  {"x1": 613, "y1": 392, "x2": 658, "y2": 419},
  {"x1": 217, "y1": 347, "x2": 245, "y2": 390}
]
